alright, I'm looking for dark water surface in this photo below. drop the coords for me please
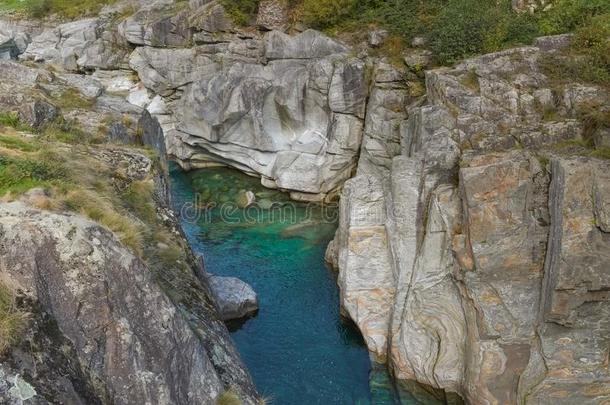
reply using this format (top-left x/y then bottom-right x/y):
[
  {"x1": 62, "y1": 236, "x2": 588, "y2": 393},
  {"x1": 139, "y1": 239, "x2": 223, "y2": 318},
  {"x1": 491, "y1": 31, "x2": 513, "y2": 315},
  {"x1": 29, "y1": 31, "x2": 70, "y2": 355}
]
[{"x1": 169, "y1": 163, "x2": 441, "y2": 404}]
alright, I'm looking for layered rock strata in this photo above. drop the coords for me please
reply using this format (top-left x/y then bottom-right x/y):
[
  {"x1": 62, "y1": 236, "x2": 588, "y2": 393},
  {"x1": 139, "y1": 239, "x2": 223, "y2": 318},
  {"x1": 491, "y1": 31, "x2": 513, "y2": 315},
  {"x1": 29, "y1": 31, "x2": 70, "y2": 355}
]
[{"x1": 328, "y1": 38, "x2": 610, "y2": 403}]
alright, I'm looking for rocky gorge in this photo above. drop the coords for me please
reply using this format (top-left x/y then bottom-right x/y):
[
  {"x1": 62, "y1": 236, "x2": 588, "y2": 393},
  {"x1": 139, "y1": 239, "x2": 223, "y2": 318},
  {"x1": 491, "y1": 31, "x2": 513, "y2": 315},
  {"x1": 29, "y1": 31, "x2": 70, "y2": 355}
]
[{"x1": 0, "y1": 0, "x2": 609, "y2": 403}]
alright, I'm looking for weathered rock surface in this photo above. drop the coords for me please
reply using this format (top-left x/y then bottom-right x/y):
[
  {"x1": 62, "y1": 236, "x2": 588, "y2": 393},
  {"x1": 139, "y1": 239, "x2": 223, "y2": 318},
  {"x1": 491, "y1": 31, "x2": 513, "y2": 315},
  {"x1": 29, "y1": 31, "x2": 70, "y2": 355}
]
[
  {"x1": 0, "y1": 46, "x2": 260, "y2": 400},
  {"x1": 118, "y1": 2, "x2": 192, "y2": 47},
  {"x1": 257, "y1": 0, "x2": 289, "y2": 32},
  {"x1": 330, "y1": 61, "x2": 412, "y2": 360},
  {"x1": 166, "y1": 33, "x2": 364, "y2": 201},
  {"x1": 0, "y1": 20, "x2": 35, "y2": 60},
  {"x1": 0, "y1": 202, "x2": 223, "y2": 404},
  {"x1": 330, "y1": 38, "x2": 610, "y2": 403}
]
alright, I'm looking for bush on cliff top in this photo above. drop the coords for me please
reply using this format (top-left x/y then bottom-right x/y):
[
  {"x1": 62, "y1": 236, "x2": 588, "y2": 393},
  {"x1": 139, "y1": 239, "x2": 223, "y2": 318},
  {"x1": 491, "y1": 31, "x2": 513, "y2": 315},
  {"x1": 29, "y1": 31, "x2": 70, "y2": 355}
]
[
  {"x1": 219, "y1": 0, "x2": 260, "y2": 26},
  {"x1": 540, "y1": 13, "x2": 610, "y2": 88},
  {"x1": 300, "y1": 0, "x2": 609, "y2": 65}
]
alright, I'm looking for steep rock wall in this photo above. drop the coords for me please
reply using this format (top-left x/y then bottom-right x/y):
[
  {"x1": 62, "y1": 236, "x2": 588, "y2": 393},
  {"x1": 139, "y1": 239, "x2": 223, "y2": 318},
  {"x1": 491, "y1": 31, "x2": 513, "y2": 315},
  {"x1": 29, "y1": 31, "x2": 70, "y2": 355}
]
[{"x1": 328, "y1": 39, "x2": 610, "y2": 403}]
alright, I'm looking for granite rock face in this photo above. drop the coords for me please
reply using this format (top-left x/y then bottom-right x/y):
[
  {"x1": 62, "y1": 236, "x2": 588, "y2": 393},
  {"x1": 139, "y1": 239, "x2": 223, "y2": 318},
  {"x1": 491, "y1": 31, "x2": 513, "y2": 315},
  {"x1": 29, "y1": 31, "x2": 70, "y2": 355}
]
[
  {"x1": 0, "y1": 202, "x2": 223, "y2": 404},
  {"x1": 14, "y1": 6, "x2": 363, "y2": 201},
  {"x1": 331, "y1": 61, "x2": 412, "y2": 359},
  {"x1": 329, "y1": 39, "x2": 610, "y2": 403},
  {"x1": 139, "y1": 27, "x2": 364, "y2": 201},
  {"x1": 174, "y1": 53, "x2": 365, "y2": 201}
]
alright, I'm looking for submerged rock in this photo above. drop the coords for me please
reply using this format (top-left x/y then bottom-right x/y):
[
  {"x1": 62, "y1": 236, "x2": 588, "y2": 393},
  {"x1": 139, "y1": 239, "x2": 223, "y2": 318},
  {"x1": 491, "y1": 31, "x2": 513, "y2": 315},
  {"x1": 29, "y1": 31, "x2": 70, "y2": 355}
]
[
  {"x1": 208, "y1": 276, "x2": 259, "y2": 321},
  {"x1": 236, "y1": 190, "x2": 256, "y2": 208}
]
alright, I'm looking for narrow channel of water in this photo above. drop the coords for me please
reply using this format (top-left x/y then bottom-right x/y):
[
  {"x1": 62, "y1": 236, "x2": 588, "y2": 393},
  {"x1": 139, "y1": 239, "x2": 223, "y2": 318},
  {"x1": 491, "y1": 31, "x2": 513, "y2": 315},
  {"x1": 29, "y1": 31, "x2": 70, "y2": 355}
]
[{"x1": 168, "y1": 163, "x2": 444, "y2": 404}]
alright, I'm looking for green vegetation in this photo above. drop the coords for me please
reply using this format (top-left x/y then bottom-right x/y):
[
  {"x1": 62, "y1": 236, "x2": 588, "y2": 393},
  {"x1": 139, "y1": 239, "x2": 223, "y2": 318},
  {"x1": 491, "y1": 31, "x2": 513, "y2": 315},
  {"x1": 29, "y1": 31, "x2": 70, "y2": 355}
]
[
  {"x1": 551, "y1": 138, "x2": 610, "y2": 160},
  {"x1": 0, "y1": 282, "x2": 26, "y2": 354},
  {"x1": 53, "y1": 88, "x2": 96, "y2": 110},
  {"x1": 222, "y1": 0, "x2": 608, "y2": 66},
  {"x1": 0, "y1": 151, "x2": 67, "y2": 196},
  {"x1": 219, "y1": 0, "x2": 261, "y2": 26},
  {"x1": 0, "y1": 110, "x2": 88, "y2": 144},
  {"x1": 41, "y1": 118, "x2": 86, "y2": 144},
  {"x1": 0, "y1": 113, "x2": 33, "y2": 132},
  {"x1": 540, "y1": 13, "x2": 610, "y2": 88},
  {"x1": 217, "y1": 389, "x2": 242, "y2": 405},
  {"x1": 0, "y1": 116, "x2": 191, "y2": 265},
  {"x1": 460, "y1": 70, "x2": 480, "y2": 93},
  {"x1": 313, "y1": 0, "x2": 609, "y2": 65},
  {"x1": 0, "y1": 0, "x2": 118, "y2": 19}
]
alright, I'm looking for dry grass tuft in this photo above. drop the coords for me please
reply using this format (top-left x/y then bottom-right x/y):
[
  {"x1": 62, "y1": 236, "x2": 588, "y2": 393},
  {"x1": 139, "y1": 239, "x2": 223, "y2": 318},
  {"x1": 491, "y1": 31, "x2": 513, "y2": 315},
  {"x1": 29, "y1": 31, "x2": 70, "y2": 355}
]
[{"x1": 0, "y1": 282, "x2": 26, "y2": 354}]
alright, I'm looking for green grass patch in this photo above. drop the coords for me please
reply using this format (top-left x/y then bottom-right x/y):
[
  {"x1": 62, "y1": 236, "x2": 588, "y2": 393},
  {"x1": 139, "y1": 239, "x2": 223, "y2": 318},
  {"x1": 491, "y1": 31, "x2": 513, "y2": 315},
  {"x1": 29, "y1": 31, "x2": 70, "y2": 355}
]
[
  {"x1": 52, "y1": 88, "x2": 96, "y2": 110},
  {"x1": 1, "y1": 112, "x2": 87, "y2": 145},
  {"x1": 1, "y1": 0, "x2": 119, "y2": 19},
  {"x1": 121, "y1": 180, "x2": 157, "y2": 223},
  {"x1": 0, "y1": 113, "x2": 33, "y2": 132},
  {"x1": 0, "y1": 151, "x2": 67, "y2": 196},
  {"x1": 0, "y1": 134, "x2": 39, "y2": 152},
  {"x1": 591, "y1": 147, "x2": 610, "y2": 159},
  {"x1": 217, "y1": 389, "x2": 242, "y2": 405},
  {"x1": 41, "y1": 119, "x2": 85, "y2": 144}
]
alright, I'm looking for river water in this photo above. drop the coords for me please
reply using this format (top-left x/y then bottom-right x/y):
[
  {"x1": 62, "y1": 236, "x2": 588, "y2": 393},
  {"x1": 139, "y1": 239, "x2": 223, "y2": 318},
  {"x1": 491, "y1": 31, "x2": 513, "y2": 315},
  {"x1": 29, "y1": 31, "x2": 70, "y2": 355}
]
[{"x1": 169, "y1": 163, "x2": 444, "y2": 405}]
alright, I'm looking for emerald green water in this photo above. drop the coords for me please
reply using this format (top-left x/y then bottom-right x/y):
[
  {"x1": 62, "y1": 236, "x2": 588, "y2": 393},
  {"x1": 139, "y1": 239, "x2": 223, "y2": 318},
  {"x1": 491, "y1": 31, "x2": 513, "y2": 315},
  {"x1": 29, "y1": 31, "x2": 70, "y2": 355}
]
[{"x1": 168, "y1": 163, "x2": 447, "y2": 405}]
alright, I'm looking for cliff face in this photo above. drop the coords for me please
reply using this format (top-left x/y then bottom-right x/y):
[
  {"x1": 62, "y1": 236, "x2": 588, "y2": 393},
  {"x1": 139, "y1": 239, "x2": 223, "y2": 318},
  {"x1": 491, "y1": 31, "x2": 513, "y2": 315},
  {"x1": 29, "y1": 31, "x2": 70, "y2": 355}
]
[
  {"x1": 0, "y1": 139, "x2": 259, "y2": 403},
  {"x1": 0, "y1": 22, "x2": 259, "y2": 401},
  {"x1": 327, "y1": 39, "x2": 610, "y2": 403},
  {"x1": 0, "y1": 202, "x2": 224, "y2": 404}
]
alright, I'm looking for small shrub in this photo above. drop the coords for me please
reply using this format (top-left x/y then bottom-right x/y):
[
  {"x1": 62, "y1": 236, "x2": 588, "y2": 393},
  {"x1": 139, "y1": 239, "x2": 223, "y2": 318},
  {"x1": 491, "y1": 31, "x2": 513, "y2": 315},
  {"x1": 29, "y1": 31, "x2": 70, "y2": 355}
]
[
  {"x1": 121, "y1": 180, "x2": 157, "y2": 223},
  {"x1": 540, "y1": 14, "x2": 609, "y2": 88},
  {"x1": 426, "y1": 0, "x2": 537, "y2": 64},
  {"x1": 219, "y1": 0, "x2": 260, "y2": 26},
  {"x1": 301, "y1": 0, "x2": 357, "y2": 29},
  {"x1": 217, "y1": 389, "x2": 242, "y2": 405},
  {"x1": 537, "y1": 0, "x2": 610, "y2": 35}
]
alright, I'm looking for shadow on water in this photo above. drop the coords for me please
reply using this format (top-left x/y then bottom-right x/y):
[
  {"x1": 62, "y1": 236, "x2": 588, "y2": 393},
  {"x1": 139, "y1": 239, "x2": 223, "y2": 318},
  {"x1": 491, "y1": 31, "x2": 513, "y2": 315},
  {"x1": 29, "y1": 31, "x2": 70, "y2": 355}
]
[{"x1": 168, "y1": 163, "x2": 448, "y2": 405}]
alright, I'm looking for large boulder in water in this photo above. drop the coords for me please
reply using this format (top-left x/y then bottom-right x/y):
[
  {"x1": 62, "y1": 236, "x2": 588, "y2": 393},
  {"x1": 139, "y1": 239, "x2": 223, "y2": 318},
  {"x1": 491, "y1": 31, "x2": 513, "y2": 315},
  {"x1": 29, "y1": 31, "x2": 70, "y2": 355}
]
[{"x1": 208, "y1": 276, "x2": 259, "y2": 321}]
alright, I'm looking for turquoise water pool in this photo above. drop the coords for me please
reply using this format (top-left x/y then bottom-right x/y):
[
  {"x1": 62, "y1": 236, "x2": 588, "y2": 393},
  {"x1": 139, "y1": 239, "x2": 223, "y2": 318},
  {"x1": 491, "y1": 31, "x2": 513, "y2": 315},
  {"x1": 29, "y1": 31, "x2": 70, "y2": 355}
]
[{"x1": 168, "y1": 164, "x2": 447, "y2": 405}]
